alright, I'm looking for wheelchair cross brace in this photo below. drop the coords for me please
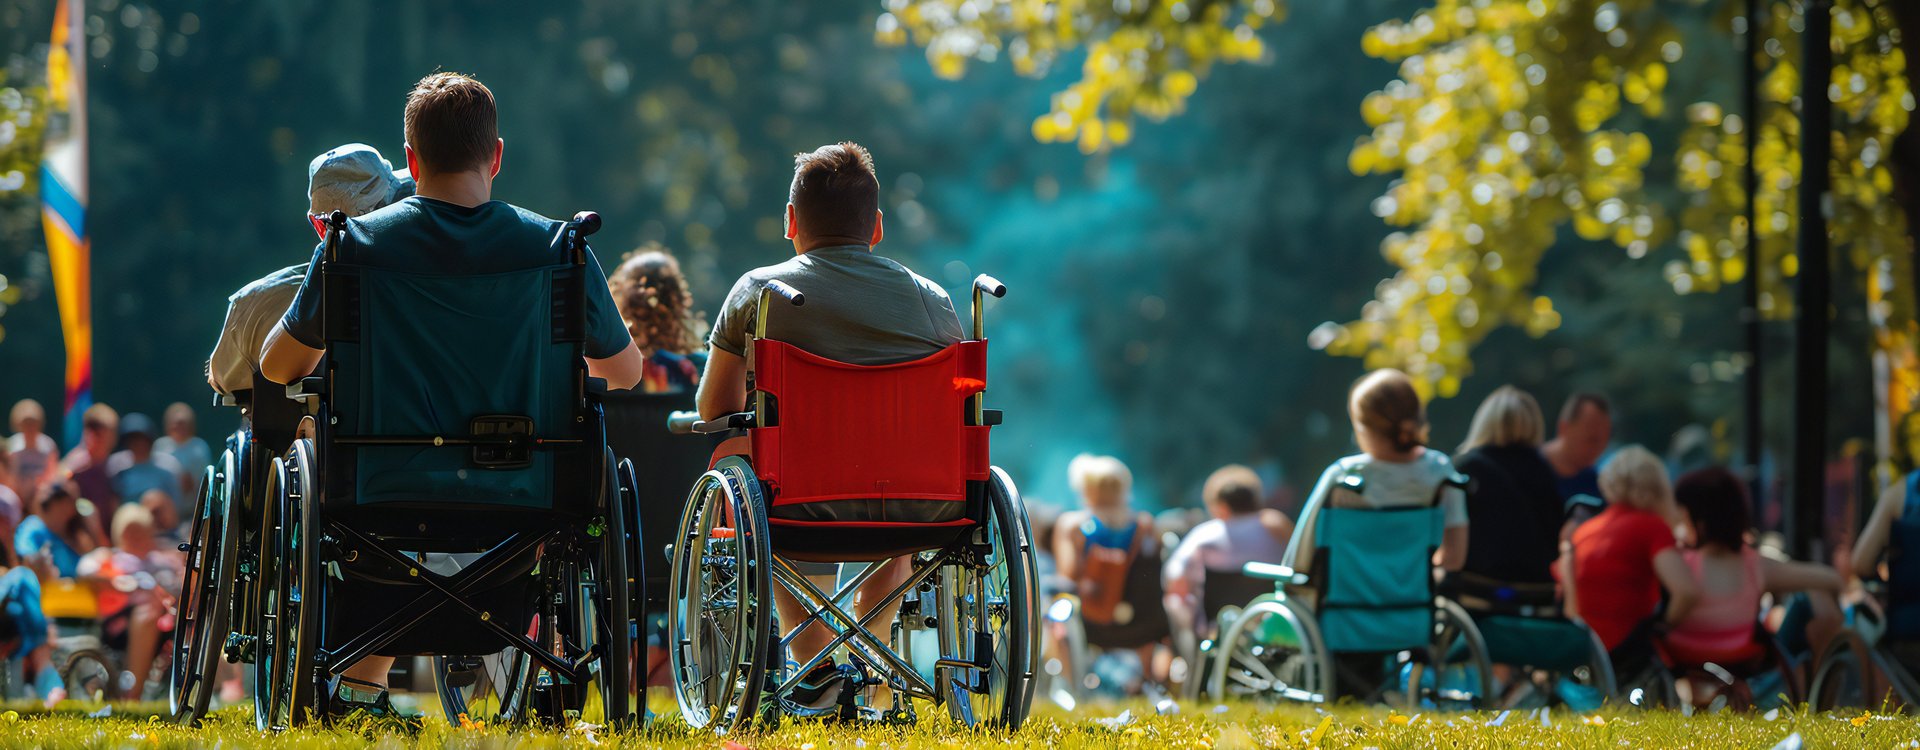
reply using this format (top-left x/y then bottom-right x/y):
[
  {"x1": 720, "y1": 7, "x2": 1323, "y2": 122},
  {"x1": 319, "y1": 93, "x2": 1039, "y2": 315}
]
[
  {"x1": 768, "y1": 553, "x2": 956, "y2": 703},
  {"x1": 317, "y1": 524, "x2": 593, "y2": 686}
]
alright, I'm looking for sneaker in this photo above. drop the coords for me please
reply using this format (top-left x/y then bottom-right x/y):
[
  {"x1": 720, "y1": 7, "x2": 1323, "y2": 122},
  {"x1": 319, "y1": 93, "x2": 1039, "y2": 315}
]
[
  {"x1": 328, "y1": 676, "x2": 395, "y2": 719},
  {"x1": 785, "y1": 660, "x2": 852, "y2": 712}
]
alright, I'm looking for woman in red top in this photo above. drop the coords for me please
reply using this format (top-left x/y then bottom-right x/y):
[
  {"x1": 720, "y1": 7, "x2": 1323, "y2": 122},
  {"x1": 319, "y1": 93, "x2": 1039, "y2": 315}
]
[{"x1": 1562, "y1": 445, "x2": 1699, "y2": 658}]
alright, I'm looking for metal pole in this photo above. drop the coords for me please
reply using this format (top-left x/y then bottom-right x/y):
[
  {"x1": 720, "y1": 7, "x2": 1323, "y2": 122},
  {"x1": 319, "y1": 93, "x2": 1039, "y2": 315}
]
[
  {"x1": 1793, "y1": 0, "x2": 1833, "y2": 562},
  {"x1": 1742, "y1": 0, "x2": 1765, "y2": 517}
]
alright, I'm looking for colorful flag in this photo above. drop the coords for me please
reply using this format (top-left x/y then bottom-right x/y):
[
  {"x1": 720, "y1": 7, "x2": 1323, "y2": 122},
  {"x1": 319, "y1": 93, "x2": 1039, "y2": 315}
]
[{"x1": 41, "y1": 0, "x2": 90, "y2": 446}]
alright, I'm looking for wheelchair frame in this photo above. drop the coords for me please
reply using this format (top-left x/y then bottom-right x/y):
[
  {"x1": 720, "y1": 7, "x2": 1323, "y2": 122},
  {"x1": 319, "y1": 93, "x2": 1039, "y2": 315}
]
[
  {"x1": 1809, "y1": 593, "x2": 1920, "y2": 712},
  {"x1": 1203, "y1": 475, "x2": 1496, "y2": 710},
  {"x1": 665, "y1": 274, "x2": 1039, "y2": 731},
  {"x1": 213, "y1": 210, "x2": 639, "y2": 730}
]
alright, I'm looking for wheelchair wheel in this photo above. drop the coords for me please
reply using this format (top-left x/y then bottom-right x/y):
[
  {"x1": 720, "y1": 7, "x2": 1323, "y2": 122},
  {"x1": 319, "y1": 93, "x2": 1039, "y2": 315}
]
[
  {"x1": 258, "y1": 439, "x2": 322, "y2": 729},
  {"x1": 1187, "y1": 604, "x2": 1241, "y2": 702},
  {"x1": 58, "y1": 643, "x2": 114, "y2": 702},
  {"x1": 1407, "y1": 599, "x2": 1495, "y2": 711},
  {"x1": 566, "y1": 455, "x2": 635, "y2": 727},
  {"x1": 668, "y1": 457, "x2": 772, "y2": 732},
  {"x1": 1618, "y1": 656, "x2": 1680, "y2": 709},
  {"x1": 1039, "y1": 594, "x2": 1089, "y2": 709},
  {"x1": 436, "y1": 616, "x2": 542, "y2": 725},
  {"x1": 1208, "y1": 595, "x2": 1331, "y2": 703},
  {"x1": 935, "y1": 467, "x2": 1038, "y2": 730},
  {"x1": 171, "y1": 462, "x2": 235, "y2": 724}
]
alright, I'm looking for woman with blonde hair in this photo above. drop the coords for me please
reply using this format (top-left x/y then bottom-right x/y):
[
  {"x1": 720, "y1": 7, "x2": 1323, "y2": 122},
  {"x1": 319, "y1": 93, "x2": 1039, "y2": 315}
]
[
  {"x1": 1454, "y1": 385, "x2": 1562, "y2": 583},
  {"x1": 1051, "y1": 453, "x2": 1170, "y2": 692},
  {"x1": 1562, "y1": 445, "x2": 1699, "y2": 664}
]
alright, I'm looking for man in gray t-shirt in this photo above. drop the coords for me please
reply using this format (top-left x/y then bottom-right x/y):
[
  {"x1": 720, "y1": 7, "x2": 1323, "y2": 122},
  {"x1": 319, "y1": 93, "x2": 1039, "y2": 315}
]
[{"x1": 695, "y1": 142, "x2": 961, "y2": 709}]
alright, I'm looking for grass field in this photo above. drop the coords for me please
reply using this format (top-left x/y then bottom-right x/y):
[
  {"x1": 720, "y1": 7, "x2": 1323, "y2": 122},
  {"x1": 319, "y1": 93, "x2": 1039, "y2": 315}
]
[{"x1": 0, "y1": 700, "x2": 1912, "y2": 749}]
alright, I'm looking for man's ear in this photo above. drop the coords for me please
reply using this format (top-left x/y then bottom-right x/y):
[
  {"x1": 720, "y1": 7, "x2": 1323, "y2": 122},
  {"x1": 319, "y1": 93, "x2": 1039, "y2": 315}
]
[
  {"x1": 490, "y1": 138, "x2": 504, "y2": 179},
  {"x1": 785, "y1": 203, "x2": 798, "y2": 241},
  {"x1": 404, "y1": 144, "x2": 420, "y2": 181},
  {"x1": 870, "y1": 210, "x2": 885, "y2": 246}
]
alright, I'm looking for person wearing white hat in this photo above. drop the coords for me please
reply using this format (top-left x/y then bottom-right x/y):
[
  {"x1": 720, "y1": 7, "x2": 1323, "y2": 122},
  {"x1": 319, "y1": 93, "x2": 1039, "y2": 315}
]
[{"x1": 204, "y1": 143, "x2": 414, "y2": 394}]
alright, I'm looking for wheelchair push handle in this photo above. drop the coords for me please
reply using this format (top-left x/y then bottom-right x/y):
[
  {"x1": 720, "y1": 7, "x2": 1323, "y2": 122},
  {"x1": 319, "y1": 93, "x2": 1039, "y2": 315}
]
[
  {"x1": 973, "y1": 274, "x2": 1007, "y2": 299},
  {"x1": 765, "y1": 279, "x2": 805, "y2": 307},
  {"x1": 570, "y1": 211, "x2": 603, "y2": 238}
]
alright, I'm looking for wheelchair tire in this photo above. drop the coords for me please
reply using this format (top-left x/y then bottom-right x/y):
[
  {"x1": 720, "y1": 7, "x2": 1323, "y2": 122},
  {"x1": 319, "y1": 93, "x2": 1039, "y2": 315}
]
[
  {"x1": 58, "y1": 644, "x2": 114, "y2": 702},
  {"x1": 575, "y1": 454, "x2": 635, "y2": 727},
  {"x1": 1207, "y1": 595, "x2": 1332, "y2": 703},
  {"x1": 668, "y1": 457, "x2": 772, "y2": 732},
  {"x1": 172, "y1": 462, "x2": 235, "y2": 725},
  {"x1": 1039, "y1": 594, "x2": 1090, "y2": 709},
  {"x1": 935, "y1": 467, "x2": 1039, "y2": 730},
  {"x1": 259, "y1": 439, "x2": 323, "y2": 729},
  {"x1": 1810, "y1": 633, "x2": 1877, "y2": 711},
  {"x1": 1410, "y1": 598, "x2": 1496, "y2": 711}
]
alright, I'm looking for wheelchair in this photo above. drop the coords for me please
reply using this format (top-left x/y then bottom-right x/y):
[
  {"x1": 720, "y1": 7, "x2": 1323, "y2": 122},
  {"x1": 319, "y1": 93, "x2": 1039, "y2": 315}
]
[
  {"x1": 1204, "y1": 474, "x2": 1496, "y2": 710},
  {"x1": 1440, "y1": 573, "x2": 1616, "y2": 709},
  {"x1": 229, "y1": 210, "x2": 641, "y2": 729},
  {"x1": 665, "y1": 274, "x2": 1038, "y2": 731},
  {"x1": 171, "y1": 367, "x2": 309, "y2": 724},
  {"x1": 1603, "y1": 614, "x2": 1802, "y2": 712},
  {"x1": 1185, "y1": 567, "x2": 1293, "y2": 701},
  {"x1": 1809, "y1": 586, "x2": 1920, "y2": 711},
  {"x1": 47, "y1": 577, "x2": 177, "y2": 702},
  {"x1": 1040, "y1": 523, "x2": 1173, "y2": 706}
]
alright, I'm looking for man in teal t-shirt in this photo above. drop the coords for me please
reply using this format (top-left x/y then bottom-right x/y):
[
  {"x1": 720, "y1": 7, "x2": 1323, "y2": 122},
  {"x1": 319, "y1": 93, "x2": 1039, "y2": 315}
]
[{"x1": 259, "y1": 71, "x2": 642, "y2": 715}]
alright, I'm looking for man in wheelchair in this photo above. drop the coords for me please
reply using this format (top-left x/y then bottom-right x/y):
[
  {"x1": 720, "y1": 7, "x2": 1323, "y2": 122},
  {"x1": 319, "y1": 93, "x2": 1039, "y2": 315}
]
[
  {"x1": 256, "y1": 72, "x2": 643, "y2": 720},
  {"x1": 694, "y1": 142, "x2": 967, "y2": 711}
]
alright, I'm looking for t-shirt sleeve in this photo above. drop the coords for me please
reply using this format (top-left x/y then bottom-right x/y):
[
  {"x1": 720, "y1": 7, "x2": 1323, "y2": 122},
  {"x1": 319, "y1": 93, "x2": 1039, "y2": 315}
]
[
  {"x1": 580, "y1": 246, "x2": 635, "y2": 360},
  {"x1": 707, "y1": 273, "x2": 759, "y2": 358},
  {"x1": 923, "y1": 281, "x2": 966, "y2": 343},
  {"x1": 1638, "y1": 514, "x2": 1677, "y2": 559},
  {"x1": 278, "y1": 242, "x2": 328, "y2": 349},
  {"x1": 1441, "y1": 483, "x2": 1470, "y2": 529}
]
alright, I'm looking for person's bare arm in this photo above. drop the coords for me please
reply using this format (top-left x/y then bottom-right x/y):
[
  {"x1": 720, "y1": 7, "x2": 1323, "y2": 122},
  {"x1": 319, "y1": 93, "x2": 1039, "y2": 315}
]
[
  {"x1": 696, "y1": 349, "x2": 748, "y2": 421},
  {"x1": 1052, "y1": 511, "x2": 1087, "y2": 583},
  {"x1": 1852, "y1": 483, "x2": 1904, "y2": 579},
  {"x1": 1438, "y1": 525, "x2": 1469, "y2": 572},
  {"x1": 587, "y1": 339, "x2": 644, "y2": 391},
  {"x1": 1558, "y1": 540, "x2": 1579, "y2": 619},
  {"x1": 260, "y1": 322, "x2": 324, "y2": 385},
  {"x1": 1653, "y1": 548, "x2": 1700, "y2": 626},
  {"x1": 1761, "y1": 557, "x2": 1844, "y2": 594}
]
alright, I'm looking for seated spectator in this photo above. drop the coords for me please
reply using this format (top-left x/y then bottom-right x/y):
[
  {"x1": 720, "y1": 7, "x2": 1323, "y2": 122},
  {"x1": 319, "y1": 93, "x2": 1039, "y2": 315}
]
[
  {"x1": 153, "y1": 402, "x2": 212, "y2": 492},
  {"x1": 0, "y1": 565, "x2": 53, "y2": 700},
  {"x1": 1562, "y1": 445, "x2": 1698, "y2": 667},
  {"x1": 1545, "y1": 393, "x2": 1613, "y2": 534},
  {"x1": 1666, "y1": 467, "x2": 1841, "y2": 666},
  {"x1": 136, "y1": 488, "x2": 181, "y2": 539},
  {"x1": 1163, "y1": 464, "x2": 1290, "y2": 640},
  {"x1": 78, "y1": 503, "x2": 181, "y2": 700},
  {"x1": 1282, "y1": 369, "x2": 1469, "y2": 585},
  {"x1": 1454, "y1": 385, "x2": 1562, "y2": 583},
  {"x1": 61, "y1": 403, "x2": 120, "y2": 518},
  {"x1": 693, "y1": 142, "x2": 958, "y2": 709},
  {"x1": 17, "y1": 481, "x2": 98, "y2": 578},
  {"x1": 205, "y1": 143, "x2": 415, "y2": 395},
  {"x1": 1051, "y1": 453, "x2": 1169, "y2": 692},
  {"x1": 0, "y1": 448, "x2": 20, "y2": 562},
  {"x1": 1855, "y1": 474, "x2": 1920, "y2": 614},
  {"x1": 609, "y1": 245, "x2": 705, "y2": 394},
  {"x1": 6, "y1": 399, "x2": 57, "y2": 502},
  {"x1": 106, "y1": 413, "x2": 184, "y2": 518}
]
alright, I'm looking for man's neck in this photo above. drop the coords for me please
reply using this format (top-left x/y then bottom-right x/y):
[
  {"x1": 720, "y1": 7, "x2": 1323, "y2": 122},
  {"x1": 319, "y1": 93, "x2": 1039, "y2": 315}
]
[
  {"x1": 795, "y1": 237, "x2": 869, "y2": 255},
  {"x1": 1542, "y1": 439, "x2": 1578, "y2": 477},
  {"x1": 414, "y1": 171, "x2": 493, "y2": 208}
]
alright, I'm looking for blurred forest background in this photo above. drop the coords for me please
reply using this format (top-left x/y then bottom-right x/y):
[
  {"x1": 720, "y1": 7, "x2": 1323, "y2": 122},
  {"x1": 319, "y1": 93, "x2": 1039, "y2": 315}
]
[{"x1": 0, "y1": 0, "x2": 1913, "y2": 519}]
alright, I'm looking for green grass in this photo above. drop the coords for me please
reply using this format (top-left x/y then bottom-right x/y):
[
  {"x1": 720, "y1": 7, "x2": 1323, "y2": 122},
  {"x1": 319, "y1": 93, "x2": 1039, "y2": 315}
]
[{"x1": 0, "y1": 700, "x2": 1912, "y2": 748}]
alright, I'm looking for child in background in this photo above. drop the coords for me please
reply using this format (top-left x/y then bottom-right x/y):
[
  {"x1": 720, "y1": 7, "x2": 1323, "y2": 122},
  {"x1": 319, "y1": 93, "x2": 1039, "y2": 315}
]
[
  {"x1": 77, "y1": 504, "x2": 181, "y2": 700},
  {"x1": 154, "y1": 402, "x2": 213, "y2": 494},
  {"x1": 5, "y1": 400, "x2": 56, "y2": 504},
  {"x1": 1281, "y1": 369, "x2": 1470, "y2": 584},
  {"x1": 16, "y1": 482, "x2": 98, "y2": 578},
  {"x1": 1051, "y1": 454, "x2": 1170, "y2": 693}
]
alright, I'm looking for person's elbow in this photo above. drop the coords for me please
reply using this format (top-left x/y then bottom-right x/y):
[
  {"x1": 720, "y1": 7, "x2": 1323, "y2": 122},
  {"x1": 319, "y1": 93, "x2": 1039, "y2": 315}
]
[{"x1": 589, "y1": 342, "x2": 645, "y2": 391}]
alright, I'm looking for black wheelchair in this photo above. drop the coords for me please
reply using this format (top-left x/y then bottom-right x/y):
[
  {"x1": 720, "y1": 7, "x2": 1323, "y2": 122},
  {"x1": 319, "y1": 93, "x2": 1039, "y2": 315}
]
[
  {"x1": 178, "y1": 210, "x2": 642, "y2": 729},
  {"x1": 665, "y1": 275, "x2": 1038, "y2": 731},
  {"x1": 171, "y1": 367, "x2": 309, "y2": 724}
]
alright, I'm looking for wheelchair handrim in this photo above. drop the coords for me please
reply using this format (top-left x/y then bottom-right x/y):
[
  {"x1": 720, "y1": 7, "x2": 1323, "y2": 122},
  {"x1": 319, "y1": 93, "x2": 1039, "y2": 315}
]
[{"x1": 668, "y1": 465, "x2": 769, "y2": 731}]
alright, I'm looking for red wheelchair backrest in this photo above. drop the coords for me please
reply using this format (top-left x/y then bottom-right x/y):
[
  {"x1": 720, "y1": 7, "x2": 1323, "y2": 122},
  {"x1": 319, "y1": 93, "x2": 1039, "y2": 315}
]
[{"x1": 749, "y1": 339, "x2": 990, "y2": 511}]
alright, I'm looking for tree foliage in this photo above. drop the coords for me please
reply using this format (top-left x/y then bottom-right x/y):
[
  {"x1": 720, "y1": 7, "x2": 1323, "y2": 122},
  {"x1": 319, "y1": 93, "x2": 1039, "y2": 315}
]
[
  {"x1": 877, "y1": 0, "x2": 1281, "y2": 152},
  {"x1": 1313, "y1": 0, "x2": 1685, "y2": 398}
]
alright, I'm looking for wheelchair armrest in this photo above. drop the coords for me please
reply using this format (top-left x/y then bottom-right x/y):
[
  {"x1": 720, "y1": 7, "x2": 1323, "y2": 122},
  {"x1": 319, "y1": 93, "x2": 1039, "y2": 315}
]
[
  {"x1": 286, "y1": 377, "x2": 325, "y2": 403},
  {"x1": 1243, "y1": 561, "x2": 1307, "y2": 586},
  {"x1": 584, "y1": 377, "x2": 609, "y2": 398},
  {"x1": 693, "y1": 412, "x2": 753, "y2": 435},
  {"x1": 214, "y1": 391, "x2": 241, "y2": 408}
]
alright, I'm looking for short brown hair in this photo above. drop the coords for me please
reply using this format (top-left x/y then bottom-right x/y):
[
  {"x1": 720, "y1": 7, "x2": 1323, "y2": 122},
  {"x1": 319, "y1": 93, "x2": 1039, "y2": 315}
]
[
  {"x1": 81, "y1": 403, "x2": 118, "y2": 433},
  {"x1": 1558, "y1": 392, "x2": 1611, "y2": 425},
  {"x1": 789, "y1": 142, "x2": 880, "y2": 242},
  {"x1": 1204, "y1": 464, "x2": 1264, "y2": 515},
  {"x1": 1350, "y1": 369, "x2": 1427, "y2": 453},
  {"x1": 404, "y1": 72, "x2": 498, "y2": 174},
  {"x1": 609, "y1": 246, "x2": 698, "y2": 355}
]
